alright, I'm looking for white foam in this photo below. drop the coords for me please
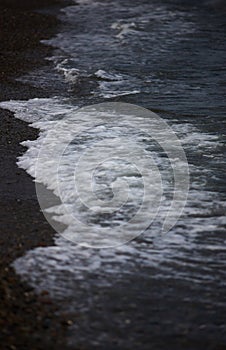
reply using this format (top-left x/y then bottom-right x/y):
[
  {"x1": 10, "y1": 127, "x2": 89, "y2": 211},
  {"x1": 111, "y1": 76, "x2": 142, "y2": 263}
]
[
  {"x1": 0, "y1": 97, "x2": 225, "y2": 299},
  {"x1": 94, "y1": 69, "x2": 123, "y2": 81},
  {"x1": 56, "y1": 59, "x2": 81, "y2": 84},
  {"x1": 111, "y1": 21, "x2": 137, "y2": 40}
]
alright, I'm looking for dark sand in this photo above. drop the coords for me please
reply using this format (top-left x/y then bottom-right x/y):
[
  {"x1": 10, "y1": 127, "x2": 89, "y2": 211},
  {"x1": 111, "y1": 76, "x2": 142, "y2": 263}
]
[{"x1": 0, "y1": 1, "x2": 73, "y2": 349}]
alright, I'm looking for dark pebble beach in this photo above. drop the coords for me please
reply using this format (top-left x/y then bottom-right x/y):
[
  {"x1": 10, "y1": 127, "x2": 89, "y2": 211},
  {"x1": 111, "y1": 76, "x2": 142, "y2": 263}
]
[{"x1": 0, "y1": 1, "x2": 72, "y2": 349}]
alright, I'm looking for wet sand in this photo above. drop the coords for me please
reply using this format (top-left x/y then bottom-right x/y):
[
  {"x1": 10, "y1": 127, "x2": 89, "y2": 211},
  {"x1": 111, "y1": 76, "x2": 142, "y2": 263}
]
[{"x1": 0, "y1": 1, "x2": 72, "y2": 349}]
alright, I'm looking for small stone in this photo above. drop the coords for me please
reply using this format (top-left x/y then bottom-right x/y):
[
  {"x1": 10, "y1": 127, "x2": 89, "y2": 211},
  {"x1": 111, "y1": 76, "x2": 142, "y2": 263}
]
[
  {"x1": 9, "y1": 345, "x2": 16, "y2": 350},
  {"x1": 125, "y1": 319, "x2": 131, "y2": 324},
  {"x1": 199, "y1": 324, "x2": 207, "y2": 329},
  {"x1": 67, "y1": 320, "x2": 73, "y2": 326},
  {"x1": 62, "y1": 319, "x2": 73, "y2": 326}
]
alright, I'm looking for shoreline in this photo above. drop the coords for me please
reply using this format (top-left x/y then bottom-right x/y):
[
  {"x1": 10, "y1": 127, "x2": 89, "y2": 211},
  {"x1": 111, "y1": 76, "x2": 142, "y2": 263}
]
[
  {"x1": 1, "y1": 1, "x2": 226, "y2": 349},
  {"x1": 0, "y1": 1, "x2": 72, "y2": 349}
]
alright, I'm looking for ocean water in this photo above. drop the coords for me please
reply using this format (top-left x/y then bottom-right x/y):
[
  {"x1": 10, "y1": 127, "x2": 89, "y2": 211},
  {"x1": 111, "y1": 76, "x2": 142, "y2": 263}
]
[{"x1": 1, "y1": 0, "x2": 226, "y2": 346}]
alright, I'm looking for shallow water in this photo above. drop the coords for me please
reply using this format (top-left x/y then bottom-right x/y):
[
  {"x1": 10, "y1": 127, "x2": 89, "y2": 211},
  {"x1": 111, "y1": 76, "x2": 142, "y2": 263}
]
[{"x1": 0, "y1": 0, "x2": 226, "y2": 346}]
